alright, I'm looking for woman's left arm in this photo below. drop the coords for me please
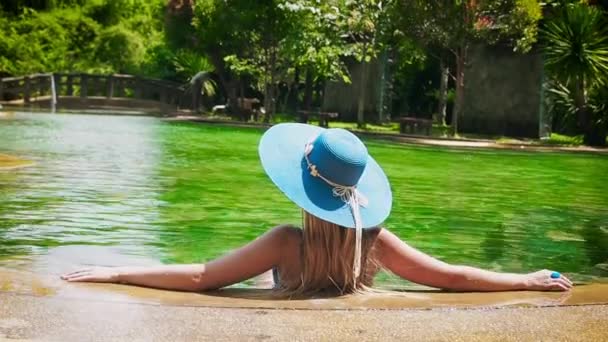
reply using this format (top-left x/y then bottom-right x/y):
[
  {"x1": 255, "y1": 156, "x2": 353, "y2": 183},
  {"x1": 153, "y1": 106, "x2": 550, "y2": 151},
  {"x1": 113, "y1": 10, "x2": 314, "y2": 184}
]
[{"x1": 376, "y1": 228, "x2": 573, "y2": 292}]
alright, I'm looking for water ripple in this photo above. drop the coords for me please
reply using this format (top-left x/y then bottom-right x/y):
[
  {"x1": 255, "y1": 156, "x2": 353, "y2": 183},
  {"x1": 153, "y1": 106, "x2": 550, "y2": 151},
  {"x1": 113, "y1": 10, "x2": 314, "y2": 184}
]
[{"x1": 1, "y1": 112, "x2": 607, "y2": 286}]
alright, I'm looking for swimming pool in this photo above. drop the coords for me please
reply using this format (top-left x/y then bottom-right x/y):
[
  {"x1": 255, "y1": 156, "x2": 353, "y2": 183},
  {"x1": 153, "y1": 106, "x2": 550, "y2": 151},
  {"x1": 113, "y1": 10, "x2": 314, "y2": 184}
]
[{"x1": 1, "y1": 112, "x2": 607, "y2": 288}]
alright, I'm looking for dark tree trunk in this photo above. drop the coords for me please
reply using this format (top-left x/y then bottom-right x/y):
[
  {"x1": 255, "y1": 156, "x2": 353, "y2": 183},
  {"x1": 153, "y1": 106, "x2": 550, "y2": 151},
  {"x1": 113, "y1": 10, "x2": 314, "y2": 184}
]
[
  {"x1": 582, "y1": 83, "x2": 606, "y2": 146},
  {"x1": 573, "y1": 76, "x2": 586, "y2": 132},
  {"x1": 209, "y1": 50, "x2": 238, "y2": 115},
  {"x1": 584, "y1": 121, "x2": 607, "y2": 146},
  {"x1": 239, "y1": 77, "x2": 245, "y2": 101},
  {"x1": 452, "y1": 48, "x2": 466, "y2": 136},
  {"x1": 437, "y1": 58, "x2": 449, "y2": 126},
  {"x1": 304, "y1": 67, "x2": 313, "y2": 110},
  {"x1": 357, "y1": 60, "x2": 369, "y2": 129},
  {"x1": 264, "y1": 46, "x2": 277, "y2": 123},
  {"x1": 225, "y1": 80, "x2": 239, "y2": 114},
  {"x1": 571, "y1": 75, "x2": 606, "y2": 146},
  {"x1": 286, "y1": 66, "x2": 300, "y2": 114},
  {"x1": 192, "y1": 79, "x2": 201, "y2": 113}
]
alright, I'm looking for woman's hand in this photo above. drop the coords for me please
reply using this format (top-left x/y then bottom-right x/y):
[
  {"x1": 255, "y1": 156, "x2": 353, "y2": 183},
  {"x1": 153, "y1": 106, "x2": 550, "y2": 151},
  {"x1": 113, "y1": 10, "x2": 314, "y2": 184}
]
[
  {"x1": 61, "y1": 267, "x2": 121, "y2": 283},
  {"x1": 524, "y1": 270, "x2": 573, "y2": 291}
]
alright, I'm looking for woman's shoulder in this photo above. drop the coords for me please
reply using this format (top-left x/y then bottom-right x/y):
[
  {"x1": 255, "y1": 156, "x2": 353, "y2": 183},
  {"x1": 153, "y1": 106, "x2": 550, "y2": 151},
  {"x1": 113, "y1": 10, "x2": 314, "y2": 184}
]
[
  {"x1": 373, "y1": 226, "x2": 400, "y2": 242},
  {"x1": 272, "y1": 225, "x2": 303, "y2": 277},
  {"x1": 272, "y1": 224, "x2": 302, "y2": 234},
  {"x1": 366, "y1": 226, "x2": 384, "y2": 238},
  {"x1": 270, "y1": 224, "x2": 303, "y2": 244}
]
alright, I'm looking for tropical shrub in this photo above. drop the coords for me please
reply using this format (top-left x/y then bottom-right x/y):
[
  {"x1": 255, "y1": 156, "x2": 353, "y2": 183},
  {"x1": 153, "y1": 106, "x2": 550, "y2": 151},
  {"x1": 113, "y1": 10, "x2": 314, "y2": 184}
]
[
  {"x1": 543, "y1": 2, "x2": 608, "y2": 146},
  {"x1": 94, "y1": 25, "x2": 145, "y2": 73}
]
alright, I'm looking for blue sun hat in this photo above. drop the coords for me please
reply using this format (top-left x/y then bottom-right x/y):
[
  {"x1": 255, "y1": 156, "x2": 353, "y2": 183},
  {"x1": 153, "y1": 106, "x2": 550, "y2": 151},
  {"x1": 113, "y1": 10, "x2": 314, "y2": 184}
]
[{"x1": 259, "y1": 123, "x2": 392, "y2": 279}]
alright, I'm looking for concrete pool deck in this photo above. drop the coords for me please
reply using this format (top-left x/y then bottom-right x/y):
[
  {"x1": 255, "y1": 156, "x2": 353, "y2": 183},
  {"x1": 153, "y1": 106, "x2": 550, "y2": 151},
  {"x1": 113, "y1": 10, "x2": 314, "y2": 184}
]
[
  {"x1": 2, "y1": 294, "x2": 607, "y2": 341},
  {"x1": 1, "y1": 268, "x2": 607, "y2": 340}
]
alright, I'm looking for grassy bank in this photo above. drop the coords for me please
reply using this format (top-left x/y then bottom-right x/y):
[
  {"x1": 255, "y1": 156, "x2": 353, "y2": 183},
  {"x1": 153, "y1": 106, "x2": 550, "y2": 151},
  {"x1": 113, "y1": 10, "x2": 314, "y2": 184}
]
[{"x1": 200, "y1": 111, "x2": 604, "y2": 148}]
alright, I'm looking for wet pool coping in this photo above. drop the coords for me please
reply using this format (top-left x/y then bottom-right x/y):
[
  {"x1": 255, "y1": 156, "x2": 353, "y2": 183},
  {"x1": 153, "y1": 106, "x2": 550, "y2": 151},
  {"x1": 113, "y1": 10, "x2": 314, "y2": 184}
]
[{"x1": 2, "y1": 268, "x2": 608, "y2": 311}]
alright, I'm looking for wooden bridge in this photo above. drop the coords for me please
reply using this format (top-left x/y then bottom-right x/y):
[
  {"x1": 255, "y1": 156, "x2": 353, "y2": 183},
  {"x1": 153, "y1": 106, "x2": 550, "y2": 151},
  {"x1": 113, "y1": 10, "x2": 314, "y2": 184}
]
[{"x1": 0, "y1": 73, "x2": 201, "y2": 114}]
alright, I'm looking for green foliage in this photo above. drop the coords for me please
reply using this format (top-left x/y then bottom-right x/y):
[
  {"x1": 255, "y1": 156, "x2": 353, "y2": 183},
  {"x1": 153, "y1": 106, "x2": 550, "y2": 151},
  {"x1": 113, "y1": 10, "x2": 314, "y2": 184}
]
[
  {"x1": 542, "y1": 2, "x2": 608, "y2": 145},
  {"x1": 215, "y1": 0, "x2": 297, "y2": 82},
  {"x1": 138, "y1": 44, "x2": 179, "y2": 80},
  {"x1": 340, "y1": 0, "x2": 394, "y2": 62},
  {"x1": 223, "y1": 55, "x2": 262, "y2": 82},
  {"x1": 86, "y1": 0, "x2": 125, "y2": 26},
  {"x1": 188, "y1": 0, "x2": 397, "y2": 93},
  {"x1": 396, "y1": 0, "x2": 543, "y2": 54},
  {"x1": 94, "y1": 25, "x2": 144, "y2": 73},
  {"x1": 0, "y1": 8, "x2": 101, "y2": 74},
  {"x1": 546, "y1": 132, "x2": 583, "y2": 146},
  {"x1": 390, "y1": 39, "x2": 430, "y2": 110},
  {"x1": 0, "y1": 0, "x2": 88, "y2": 15},
  {"x1": 4, "y1": 0, "x2": 603, "y2": 141},
  {"x1": 543, "y1": 3, "x2": 608, "y2": 86},
  {"x1": 394, "y1": 0, "x2": 544, "y2": 134},
  {"x1": 0, "y1": 0, "x2": 169, "y2": 77},
  {"x1": 546, "y1": 78, "x2": 608, "y2": 136},
  {"x1": 475, "y1": 0, "x2": 543, "y2": 52},
  {"x1": 588, "y1": 84, "x2": 608, "y2": 126},
  {"x1": 173, "y1": 50, "x2": 217, "y2": 96},
  {"x1": 84, "y1": 0, "x2": 165, "y2": 35},
  {"x1": 164, "y1": 0, "x2": 196, "y2": 51},
  {"x1": 546, "y1": 81, "x2": 580, "y2": 132},
  {"x1": 173, "y1": 50, "x2": 214, "y2": 79},
  {"x1": 278, "y1": 1, "x2": 351, "y2": 82},
  {"x1": 192, "y1": 0, "x2": 259, "y2": 60},
  {"x1": 395, "y1": 1, "x2": 468, "y2": 52}
]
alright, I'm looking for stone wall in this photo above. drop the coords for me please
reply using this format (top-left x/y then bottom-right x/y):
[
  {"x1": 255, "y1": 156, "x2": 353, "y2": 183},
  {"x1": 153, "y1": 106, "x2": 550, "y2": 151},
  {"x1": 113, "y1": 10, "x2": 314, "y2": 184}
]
[
  {"x1": 322, "y1": 54, "x2": 390, "y2": 123},
  {"x1": 462, "y1": 44, "x2": 544, "y2": 138}
]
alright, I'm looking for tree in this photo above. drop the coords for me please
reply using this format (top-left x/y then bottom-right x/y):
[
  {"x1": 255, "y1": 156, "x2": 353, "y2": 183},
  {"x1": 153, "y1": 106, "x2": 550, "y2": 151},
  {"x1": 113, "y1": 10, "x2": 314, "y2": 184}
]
[
  {"x1": 395, "y1": 0, "x2": 542, "y2": 135},
  {"x1": 95, "y1": 25, "x2": 145, "y2": 73},
  {"x1": 187, "y1": 0, "x2": 355, "y2": 121},
  {"x1": 245, "y1": 0, "x2": 295, "y2": 122},
  {"x1": 338, "y1": 0, "x2": 394, "y2": 128},
  {"x1": 0, "y1": 0, "x2": 87, "y2": 15},
  {"x1": 0, "y1": 8, "x2": 101, "y2": 75},
  {"x1": 543, "y1": 2, "x2": 608, "y2": 146},
  {"x1": 187, "y1": 1, "x2": 263, "y2": 117},
  {"x1": 278, "y1": 1, "x2": 350, "y2": 112},
  {"x1": 0, "y1": 0, "x2": 167, "y2": 76}
]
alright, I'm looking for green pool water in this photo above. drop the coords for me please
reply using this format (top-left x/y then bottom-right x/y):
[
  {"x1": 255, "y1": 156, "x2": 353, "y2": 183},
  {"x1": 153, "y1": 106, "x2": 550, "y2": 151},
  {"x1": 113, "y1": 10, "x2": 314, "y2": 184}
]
[{"x1": 1, "y1": 112, "x2": 607, "y2": 288}]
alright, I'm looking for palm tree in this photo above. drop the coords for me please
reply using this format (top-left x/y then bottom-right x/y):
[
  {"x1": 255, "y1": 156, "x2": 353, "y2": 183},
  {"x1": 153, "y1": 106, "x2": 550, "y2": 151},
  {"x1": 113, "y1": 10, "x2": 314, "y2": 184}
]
[
  {"x1": 543, "y1": 3, "x2": 608, "y2": 146},
  {"x1": 173, "y1": 50, "x2": 218, "y2": 112}
]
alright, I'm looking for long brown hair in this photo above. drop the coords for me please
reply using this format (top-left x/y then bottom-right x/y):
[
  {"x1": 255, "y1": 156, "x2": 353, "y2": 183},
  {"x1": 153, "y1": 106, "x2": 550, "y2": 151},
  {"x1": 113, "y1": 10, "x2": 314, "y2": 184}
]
[{"x1": 281, "y1": 212, "x2": 380, "y2": 296}]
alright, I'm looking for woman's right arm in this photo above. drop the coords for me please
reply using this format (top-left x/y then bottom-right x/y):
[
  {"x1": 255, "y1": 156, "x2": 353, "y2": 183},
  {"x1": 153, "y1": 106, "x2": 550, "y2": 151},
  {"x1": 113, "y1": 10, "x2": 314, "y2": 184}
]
[
  {"x1": 375, "y1": 228, "x2": 572, "y2": 292},
  {"x1": 62, "y1": 225, "x2": 298, "y2": 291}
]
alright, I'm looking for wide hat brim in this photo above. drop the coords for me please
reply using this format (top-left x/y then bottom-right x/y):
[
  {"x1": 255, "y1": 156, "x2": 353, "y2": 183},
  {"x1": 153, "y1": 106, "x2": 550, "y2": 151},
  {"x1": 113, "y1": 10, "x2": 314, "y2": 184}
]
[{"x1": 259, "y1": 123, "x2": 392, "y2": 229}]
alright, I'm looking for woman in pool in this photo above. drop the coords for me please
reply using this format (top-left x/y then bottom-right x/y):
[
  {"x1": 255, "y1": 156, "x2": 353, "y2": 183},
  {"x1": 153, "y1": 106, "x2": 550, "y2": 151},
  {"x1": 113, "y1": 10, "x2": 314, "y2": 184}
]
[{"x1": 62, "y1": 124, "x2": 572, "y2": 294}]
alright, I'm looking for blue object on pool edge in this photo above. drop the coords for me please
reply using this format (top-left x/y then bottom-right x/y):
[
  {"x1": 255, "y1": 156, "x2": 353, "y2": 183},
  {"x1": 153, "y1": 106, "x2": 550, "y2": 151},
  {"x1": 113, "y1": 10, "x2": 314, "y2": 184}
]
[{"x1": 551, "y1": 271, "x2": 561, "y2": 279}]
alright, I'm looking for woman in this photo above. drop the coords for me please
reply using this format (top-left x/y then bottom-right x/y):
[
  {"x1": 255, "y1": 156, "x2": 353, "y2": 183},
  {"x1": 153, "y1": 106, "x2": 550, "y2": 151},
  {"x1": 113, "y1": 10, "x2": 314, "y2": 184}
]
[{"x1": 62, "y1": 124, "x2": 572, "y2": 294}]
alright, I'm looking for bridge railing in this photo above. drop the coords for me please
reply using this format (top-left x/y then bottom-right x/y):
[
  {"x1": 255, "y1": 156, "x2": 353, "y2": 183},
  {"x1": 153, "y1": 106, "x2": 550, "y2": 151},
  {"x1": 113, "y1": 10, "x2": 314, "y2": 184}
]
[{"x1": 0, "y1": 73, "x2": 194, "y2": 112}]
